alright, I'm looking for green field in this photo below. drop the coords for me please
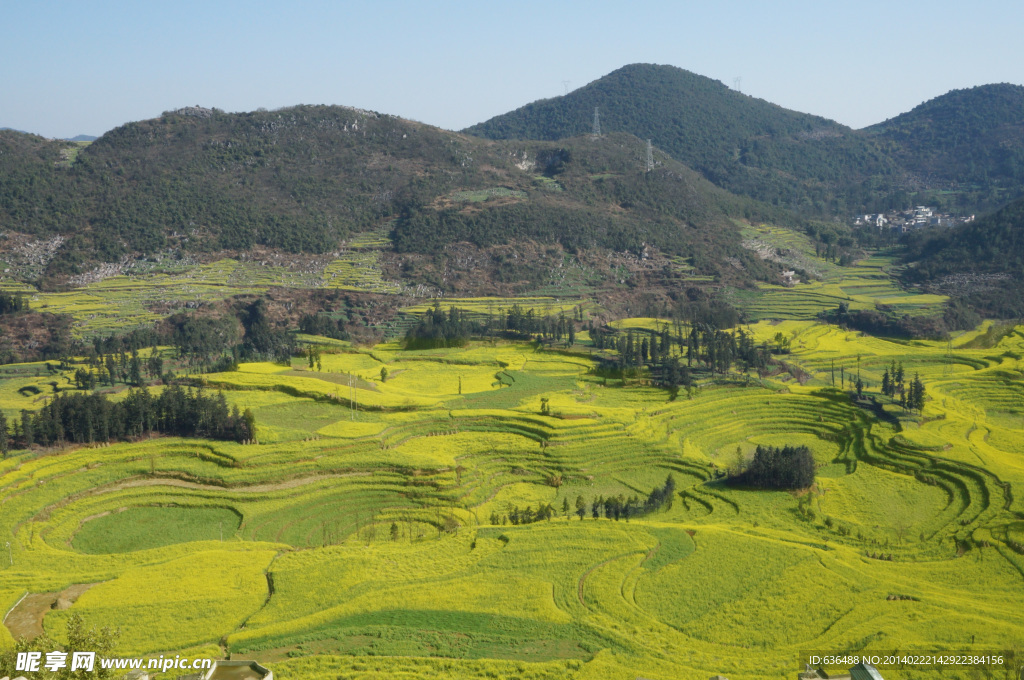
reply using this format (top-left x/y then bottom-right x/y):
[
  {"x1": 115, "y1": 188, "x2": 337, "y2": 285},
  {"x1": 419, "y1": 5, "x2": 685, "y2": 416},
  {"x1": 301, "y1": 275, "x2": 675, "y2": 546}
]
[
  {"x1": 1, "y1": 317, "x2": 1023, "y2": 679},
  {"x1": 72, "y1": 506, "x2": 243, "y2": 554},
  {"x1": 2, "y1": 227, "x2": 1024, "y2": 679}
]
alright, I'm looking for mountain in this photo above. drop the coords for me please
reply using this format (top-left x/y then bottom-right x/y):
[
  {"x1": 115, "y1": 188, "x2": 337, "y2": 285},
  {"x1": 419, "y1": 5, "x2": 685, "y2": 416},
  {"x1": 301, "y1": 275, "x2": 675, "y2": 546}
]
[
  {"x1": 903, "y1": 195, "x2": 1024, "y2": 317},
  {"x1": 865, "y1": 84, "x2": 1024, "y2": 212},
  {"x1": 465, "y1": 63, "x2": 904, "y2": 216},
  {"x1": 0, "y1": 105, "x2": 791, "y2": 287},
  {"x1": 0, "y1": 128, "x2": 96, "y2": 141}
]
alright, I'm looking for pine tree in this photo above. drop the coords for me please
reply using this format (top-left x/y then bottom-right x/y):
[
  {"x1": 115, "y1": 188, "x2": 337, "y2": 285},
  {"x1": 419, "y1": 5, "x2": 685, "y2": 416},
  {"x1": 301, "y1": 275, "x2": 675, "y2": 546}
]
[
  {"x1": 0, "y1": 410, "x2": 8, "y2": 459},
  {"x1": 912, "y1": 374, "x2": 926, "y2": 412}
]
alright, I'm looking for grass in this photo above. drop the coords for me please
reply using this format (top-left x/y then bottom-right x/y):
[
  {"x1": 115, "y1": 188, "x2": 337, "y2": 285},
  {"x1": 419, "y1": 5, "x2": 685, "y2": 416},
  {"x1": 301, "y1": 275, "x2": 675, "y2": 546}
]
[{"x1": 72, "y1": 506, "x2": 243, "y2": 554}]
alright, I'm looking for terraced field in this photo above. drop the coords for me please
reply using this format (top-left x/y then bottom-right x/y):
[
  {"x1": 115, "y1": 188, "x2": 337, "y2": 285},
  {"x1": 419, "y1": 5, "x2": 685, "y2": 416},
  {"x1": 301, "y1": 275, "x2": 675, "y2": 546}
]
[
  {"x1": 732, "y1": 225, "x2": 947, "y2": 321},
  {"x1": 0, "y1": 233, "x2": 404, "y2": 337},
  {"x1": 2, "y1": 319, "x2": 1023, "y2": 679}
]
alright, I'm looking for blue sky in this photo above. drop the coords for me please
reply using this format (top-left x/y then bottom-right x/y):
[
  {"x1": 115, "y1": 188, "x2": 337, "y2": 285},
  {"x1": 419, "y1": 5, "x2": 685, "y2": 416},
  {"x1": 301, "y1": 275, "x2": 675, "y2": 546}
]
[{"x1": 3, "y1": 0, "x2": 1022, "y2": 138}]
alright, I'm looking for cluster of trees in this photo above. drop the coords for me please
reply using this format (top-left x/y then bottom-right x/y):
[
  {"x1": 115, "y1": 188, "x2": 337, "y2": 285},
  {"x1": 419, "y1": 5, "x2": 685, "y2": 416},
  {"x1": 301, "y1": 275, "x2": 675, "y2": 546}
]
[
  {"x1": 881, "y1": 361, "x2": 926, "y2": 412},
  {"x1": 405, "y1": 303, "x2": 582, "y2": 350},
  {"x1": 2, "y1": 385, "x2": 253, "y2": 454},
  {"x1": 572, "y1": 475, "x2": 677, "y2": 521},
  {"x1": 405, "y1": 304, "x2": 478, "y2": 349},
  {"x1": 0, "y1": 292, "x2": 28, "y2": 314},
  {"x1": 489, "y1": 503, "x2": 557, "y2": 526},
  {"x1": 164, "y1": 301, "x2": 293, "y2": 369},
  {"x1": 728, "y1": 445, "x2": 815, "y2": 490},
  {"x1": 594, "y1": 323, "x2": 775, "y2": 389},
  {"x1": 3, "y1": 385, "x2": 255, "y2": 454},
  {"x1": 820, "y1": 303, "x2": 958, "y2": 340},
  {"x1": 298, "y1": 313, "x2": 350, "y2": 341}
]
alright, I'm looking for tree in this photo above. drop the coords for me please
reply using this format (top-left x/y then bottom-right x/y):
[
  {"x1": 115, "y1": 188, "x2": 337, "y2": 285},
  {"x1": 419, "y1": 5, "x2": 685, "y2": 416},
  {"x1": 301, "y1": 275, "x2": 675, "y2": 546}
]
[
  {"x1": 390, "y1": 522, "x2": 399, "y2": 541},
  {"x1": 575, "y1": 495, "x2": 586, "y2": 520},
  {"x1": 21, "y1": 411, "x2": 34, "y2": 448},
  {"x1": 910, "y1": 373, "x2": 926, "y2": 413},
  {"x1": 0, "y1": 410, "x2": 8, "y2": 459},
  {"x1": 380, "y1": 367, "x2": 389, "y2": 382},
  {"x1": 561, "y1": 496, "x2": 570, "y2": 518},
  {"x1": 0, "y1": 612, "x2": 119, "y2": 679},
  {"x1": 128, "y1": 354, "x2": 143, "y2": 386}
]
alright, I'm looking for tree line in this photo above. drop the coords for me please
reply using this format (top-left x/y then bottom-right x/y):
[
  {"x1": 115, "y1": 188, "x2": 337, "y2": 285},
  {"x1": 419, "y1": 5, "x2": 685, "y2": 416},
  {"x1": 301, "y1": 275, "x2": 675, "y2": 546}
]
[{"x1": 1, "y1": 385, "x2": 255, "y2": 456}]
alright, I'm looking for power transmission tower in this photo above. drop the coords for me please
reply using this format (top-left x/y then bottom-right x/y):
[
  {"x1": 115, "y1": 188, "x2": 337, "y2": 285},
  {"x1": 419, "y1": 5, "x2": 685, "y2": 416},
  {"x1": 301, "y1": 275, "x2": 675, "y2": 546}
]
[
  {"x1": 733, "y1": 77, "x2": 742, "y2": 93},
  {"x1": 592, "y1": 107, "x2": 601, "y2": 137},
  {"x1": 646, "y1": 139, "x2": 654, "y2": 172},
  {"x1": 561, "y1": 80, "x2": 571, "y2": 95}
]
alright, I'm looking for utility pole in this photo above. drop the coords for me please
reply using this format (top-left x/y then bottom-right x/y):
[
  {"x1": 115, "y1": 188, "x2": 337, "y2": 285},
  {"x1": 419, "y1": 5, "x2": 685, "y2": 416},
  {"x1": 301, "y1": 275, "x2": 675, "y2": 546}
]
[
  {"x1": 592, "y1": 107, "x2": 601, "y2": 137},
  {"x1": 349, "y1": 374, "x2": 355, "y2": 421},
  {"x1": 646, "y1": 139, "x2": 654, "y2": 172}
]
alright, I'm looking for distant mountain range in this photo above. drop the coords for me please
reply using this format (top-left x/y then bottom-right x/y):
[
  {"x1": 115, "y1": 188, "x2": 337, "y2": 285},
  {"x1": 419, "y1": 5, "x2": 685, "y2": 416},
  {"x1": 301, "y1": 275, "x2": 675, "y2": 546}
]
[
  {"x1": 467, "y1": 64, "x2": 1024, "y2": 216},
  {"x1": 1, "y1": 127, "x2": 97, "y2": 142}
]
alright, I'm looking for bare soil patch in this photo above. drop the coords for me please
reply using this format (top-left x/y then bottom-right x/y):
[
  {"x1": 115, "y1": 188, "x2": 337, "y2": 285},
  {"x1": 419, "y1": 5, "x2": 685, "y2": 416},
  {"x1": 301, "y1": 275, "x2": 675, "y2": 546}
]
[{"x1": 4, "y1": 583, "x2": 97, "y2": 640}]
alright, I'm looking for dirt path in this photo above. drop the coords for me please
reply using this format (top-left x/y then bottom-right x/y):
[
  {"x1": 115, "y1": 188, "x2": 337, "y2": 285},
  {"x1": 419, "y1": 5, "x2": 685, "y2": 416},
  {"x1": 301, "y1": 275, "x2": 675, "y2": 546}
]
[{"x1": 4, "y1": 583, "x2": 97, "y2": 640}]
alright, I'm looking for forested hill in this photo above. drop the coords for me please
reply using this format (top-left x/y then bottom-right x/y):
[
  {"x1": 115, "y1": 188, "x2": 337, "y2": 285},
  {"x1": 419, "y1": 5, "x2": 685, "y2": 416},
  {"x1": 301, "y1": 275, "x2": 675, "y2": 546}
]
[
  {"x1": 464, "y1": 63, "x2": 903, "y2": 216},
  {"x1": 903, "y1": 195, "x2": 1024, "y2": 317},
  {"x1": 864, "y1": 84, "x2": 1024, "y2": 211},
  {"x1": 0, "y1": 106, "x2": 788, "y2": 285}
]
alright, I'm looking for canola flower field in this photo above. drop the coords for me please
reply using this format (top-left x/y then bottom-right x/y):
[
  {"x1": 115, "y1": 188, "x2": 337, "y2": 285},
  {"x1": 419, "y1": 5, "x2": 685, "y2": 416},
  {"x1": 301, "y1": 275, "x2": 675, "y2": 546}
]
[{"x1": 2, "y1": 313, "x2": 1024, "y2": 679}]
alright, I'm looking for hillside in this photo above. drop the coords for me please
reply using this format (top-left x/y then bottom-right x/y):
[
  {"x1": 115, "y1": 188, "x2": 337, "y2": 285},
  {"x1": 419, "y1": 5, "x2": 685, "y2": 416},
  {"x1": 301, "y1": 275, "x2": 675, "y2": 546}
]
[
  {"x1": 865, "y1": 84, "x2": 1024, "y2": 211},
  {"x1": 465, "y1": 63, "x2": 904, "y2": 215},
  {"x1": 904, "y1": 194, "x2": 1024, "y2": 317},
  {"x1": 0, "y1": 106, "x2": 791, "y2": 289}
]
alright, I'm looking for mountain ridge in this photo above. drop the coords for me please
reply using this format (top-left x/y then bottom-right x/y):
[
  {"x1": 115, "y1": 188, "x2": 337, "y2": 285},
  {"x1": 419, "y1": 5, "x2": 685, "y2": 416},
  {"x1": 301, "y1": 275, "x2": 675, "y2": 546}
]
[
  {"x1": 466, "y1": 63, "x2": 1024, "y2": 216},
  {"x1": 0, "y1": 105, "x2": 793, "y2": 290}
]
